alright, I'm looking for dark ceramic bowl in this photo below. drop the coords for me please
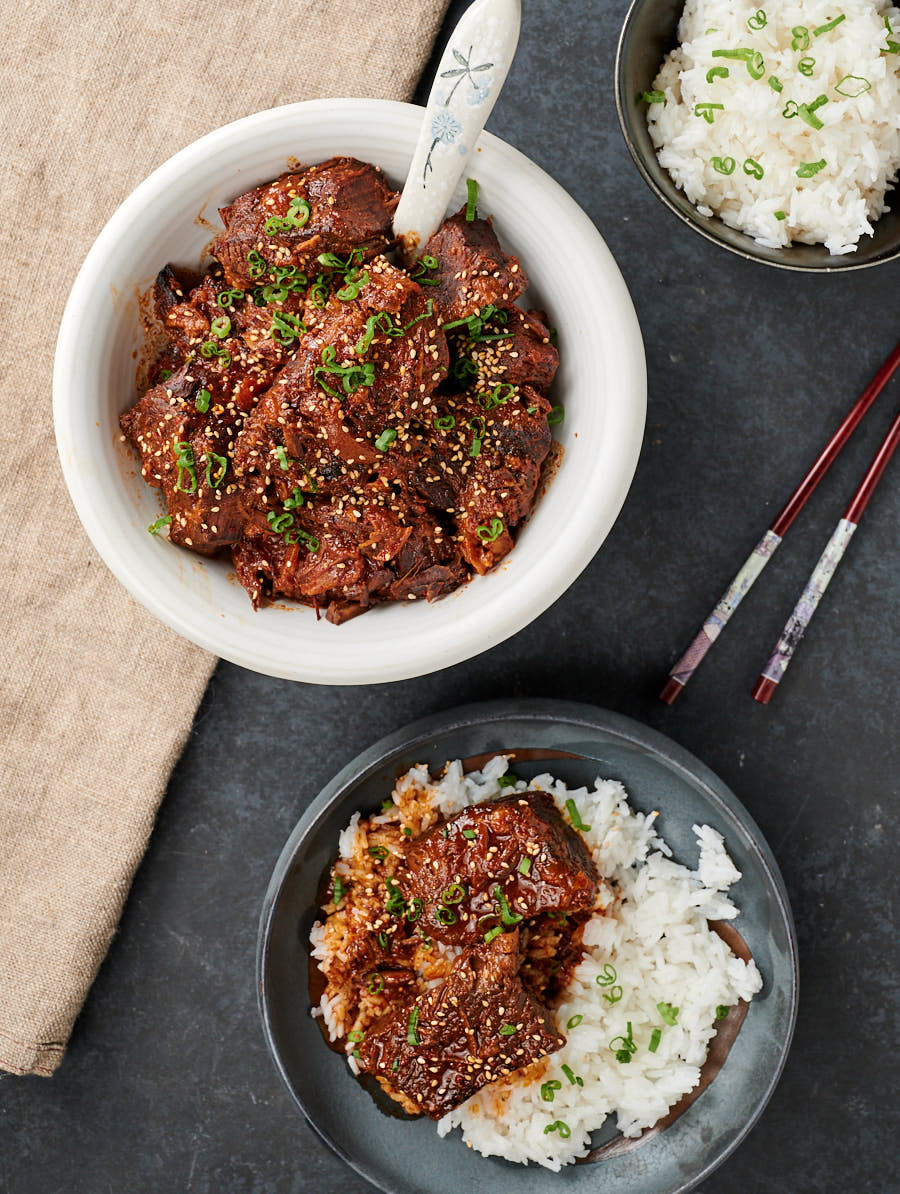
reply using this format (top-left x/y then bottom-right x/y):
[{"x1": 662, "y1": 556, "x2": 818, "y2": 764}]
[
  {"x1": 615, "y1": 0, "x2": 900, "y2": 271},
  {"x1": 257, "y1": 700, "x2": 798, "y2": 1194}
]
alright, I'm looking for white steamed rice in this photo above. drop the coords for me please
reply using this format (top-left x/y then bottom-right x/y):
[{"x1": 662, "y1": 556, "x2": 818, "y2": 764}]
[
  {"x1": 312, "y1": 757, "x2": 762, "y2": 1170},
  {"x1": 647, "y1": 0, "x2": 900, "y2": 254}
]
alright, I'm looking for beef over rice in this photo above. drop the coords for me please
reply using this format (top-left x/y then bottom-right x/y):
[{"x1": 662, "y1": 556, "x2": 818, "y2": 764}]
[{"x1": 309, "y1": 757, "x2": 763, "y2": 1169}]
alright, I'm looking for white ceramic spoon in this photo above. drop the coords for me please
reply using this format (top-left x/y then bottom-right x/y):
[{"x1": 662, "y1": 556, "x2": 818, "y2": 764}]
[{"x1": 393, "y1": 0, "x2": 521, "y2": 260}]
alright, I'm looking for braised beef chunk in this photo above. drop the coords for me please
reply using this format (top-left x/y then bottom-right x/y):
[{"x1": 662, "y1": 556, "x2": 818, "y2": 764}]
[
  {"x1": 355, "y1": 929, "x2": 564, "y2": 1118},
  {"x1": 232, "y1": 493, "x2": 465, "y2": 621},
  {"x1": 401, "y1": 792, "x2": 598, "y2": 945},
  {"x1": 468, "y1": 306, "x2": 559, "y2": 394},
  {"x1": 423, "y1": 207, "x2": 527, "y2": 325},
  {"x1": 213, "y1": 157, "x2": 398, "y2": 288},
  {"x1": 120, "y1": 362, "x2": 247, "y2": 554}
]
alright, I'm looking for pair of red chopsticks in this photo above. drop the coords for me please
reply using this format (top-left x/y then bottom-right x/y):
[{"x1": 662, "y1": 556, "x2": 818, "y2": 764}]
[{"x1": 661, "y1": 337, "x2": 900, "y2": 706}]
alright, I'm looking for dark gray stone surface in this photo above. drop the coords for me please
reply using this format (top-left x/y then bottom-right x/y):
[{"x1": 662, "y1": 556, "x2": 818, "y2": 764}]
[{"x1": 2, "y1": 2, "x2": 898, "y2": 1191}]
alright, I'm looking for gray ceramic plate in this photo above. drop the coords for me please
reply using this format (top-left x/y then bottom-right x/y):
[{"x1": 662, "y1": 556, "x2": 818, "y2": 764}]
[{"x1": 258, "y1": 700, "x2": 798, "y2": 1194}]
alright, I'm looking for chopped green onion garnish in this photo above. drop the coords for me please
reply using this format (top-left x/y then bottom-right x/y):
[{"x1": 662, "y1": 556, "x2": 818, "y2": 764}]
[
  {"x1": 407, "y1": 1007, "x2": 420, "y2": 1046},
  {"x1": 798, "y1": 95, "x2": 828, "y2": 128},
  {"x1": 465, "y1": 178, "x2": 478, "y2": 221},
  {"x1": 336, "y1": 269, "x2": 370, "y2": 301},
  {"x1": 610, "y1": 1021, "x2": 637, "y2": 1063},
  {"x1": 284, "y1": 487, "x2": 304, "y2": 510},
  {"x1": 639, "y1": 89, "x2": 666, "y2": 103},
  {"x1": 499, "y1": 1024, "x2": 516, "y2": 1036},
  {"x1": 518, "y1": 857, "x2": 532, "y2": 876},
  {"x1": 209, "y1": 315, "x2": 230, "y2": 339},
  {"x1": 267, "y1": 511, "x2": 294, "y2": 534},
  {"x1": 275, "y1": 445, "x2": 294, "y2": 470},
  {"x1": 441, "y1": 883, "x2": 466, "y2": 905},
  {"x1": 541, "y1": 1079, "x2": 562, "y2": 1101},
  {"x1": 649, "y1": 1027, "x2": 662, "y2": 1053},
  {"x1": 796, "y1": 158, "x2": 827, "y2": 178},
  {"x1": 493, "y1": 885, "x2": 523, "y2": 925},
  {"x1": 147, "y1": 514, "x2": 172, "y2": 535},
  {"x1": 747, "y1": 8, "x2": 766, "y2": 31},
  {"x1": 885, "y1": 14, "x2": 900, "y2": 52},
  {"x1": 367, "y1": 845, "x2": 388, "y2": 860},
  {"x1": 247, "y1": 250, "x2": 266, "y2": 278},
  {"x1": 483, "y1": 925, "x2": 503, "y2": 944},
  {"x1": 332, "y1": 875, "x2": 345, "y2": 903},
  {"x1": 435, "y1": 906, "x2": 457, "y2": 926},
  {"x1": 377, "y1": 931, "x2": 389, "y2": 949},
  {"x1": 406, "y1": 897, "x2": 423, "y2": 922},
  {"x1": 270, "y1": 311, "x2": 305, "y2": 345},
  {"x1": 813, "y1": 14, "x2": 845, "y2": 35},
  {"x1": 768, "y1": 76, "x2": 783, "y2": 91},
  {"x1": 374, "y1": 428, "x2": 397, "y2": 452},
  {"x1": 475, "y1": 518, "x2": 504, "y2": 544},
  {"x1": 798, "y1": 56, "x2": 816, "y2": 76},
  {"x1": 782, "y1": 99, "x2": 800, "y2": 119},
  {"x1": 173, "y1": 442, "x2": 197, "y2": 494},
  {"x1": 392, "y1": 1058, "x2": 399, "y2": 1071},
  {"x1": 403, "y1": 827, "x2": 412, "y2": 836},
  {"x1": 565, "y1": 798, "x2": 591, "y2": 832},
  {"x1": 205, "y1": 452, "x2": 227, "y2": 489},
  {"x1": 711, "y1": 156, "x2": 736, "y2": 175},
  {"x1": 743, "y1": 157, "x2": 764, "y2": 179},
  {"x1": 706, "y1": 66, "x2": 729, "y2": 83},
  {"x1": 775, "y1": 210, "x2": 787, "y2": 220},
  {"x1": 434, "y1": 414, "x2": 456, "y2": 431},
  {"x1": 348, "y1": 1030, "x2": 364, "y2": 1043},
  {"x1": 284, "y1": 528, "x2": 319, "y2": 552},
  {"x1": 566, "y1": 1014, "x2": 583, "y2": 1030},
  {"x1": 544, "y1": 1120, "x2": 571, "y2": 1138},
  {"x1": 200, "y1": 341, "x2": 231, "y2": 367},
  {"x1": 195, "y1": 388, "x2": 211, "y2": 413},
  {"x1": 217, "y1": 288, "x2": 244, "y2": 307},
  {"x1": 561, "y1": 1064, "x2": 583, "y2": 1086},
  {"x1": 694, "y1": 102, "x2": 724, "y2": 124},
  {"x1": 657, "y1": 1001, "x2": 679, "y2": 1026},
  {"x1": 548, "y1": 404, "x2": 565, "y2": 426},
  {"x1": 368, "y1": 972, "x2": 385, "y2": 994},
  {"x1": 462, "y1": 828, "x2": 477, "y2": 840},
  {"x1": 791, "y1": 25, "x2": 810, "y2": 50},
  {"x1": 602, "y1": 985, "x2": 623, "y2": 1006},
  {"x1": 835, "y1": 75, "x2": 871, "y2": 97},
  {"x1": 159, "y1": 368, "x2": 172, "y2": 381},
  {"x1": 496, "y1": 774, "x2": 518, "y2": 788},
  {"x1": 596, "y1": 963, "x2": 617, "y2": 987},
  {"x1": 384, "y1": 877, "x2": 406, "y2": 915},
  {"x1": 710, "y1": 47, "x2": 761, "y2": 75},
  {"x1": 715, "y1": 1005, "x2": 730, "y2": 1020}
]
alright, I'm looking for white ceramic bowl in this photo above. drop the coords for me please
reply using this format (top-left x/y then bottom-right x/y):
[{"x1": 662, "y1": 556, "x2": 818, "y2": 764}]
[{"x1": 54, "y1": 99, "x2": 646, "y2": 684}]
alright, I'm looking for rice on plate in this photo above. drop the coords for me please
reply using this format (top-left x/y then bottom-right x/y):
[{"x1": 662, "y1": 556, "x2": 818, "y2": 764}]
[
  {"x1": 646, "y1": 0, "x2": 900, "y2": 254},
  {"x1": 310, "y1": 757, "x2": 762, "y2": 1170}
]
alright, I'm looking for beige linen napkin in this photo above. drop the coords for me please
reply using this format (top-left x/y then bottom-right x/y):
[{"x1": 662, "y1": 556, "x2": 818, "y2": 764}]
[{"x1": 0, "y1": 0, "x2": 449, "y2": 1078}]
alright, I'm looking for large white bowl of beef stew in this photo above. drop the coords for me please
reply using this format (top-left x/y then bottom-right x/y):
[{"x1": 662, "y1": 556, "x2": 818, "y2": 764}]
[{"x1": 54, "y1": 100, "x2": 646, "y2": 683}]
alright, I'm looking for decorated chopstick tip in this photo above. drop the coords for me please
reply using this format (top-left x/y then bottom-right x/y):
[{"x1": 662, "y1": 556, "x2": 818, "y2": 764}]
[
  {"x1": 751, "y1": 676, "x2": 778, "y2": 705},
  {"x1": 659, "y1": 676, "x2": 685, "y2": 705}
]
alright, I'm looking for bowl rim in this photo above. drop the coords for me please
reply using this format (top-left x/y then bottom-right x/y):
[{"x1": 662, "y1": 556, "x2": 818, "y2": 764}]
[
  {"x1": 614, "y1": 0, "x2": 900, "y2": 274},
  {"x1": 256, "y1": 697, "x2": 799, "y2": 1194},
  {"x1": 53, "y1": 98, "x2": 647, "y2": 684}
]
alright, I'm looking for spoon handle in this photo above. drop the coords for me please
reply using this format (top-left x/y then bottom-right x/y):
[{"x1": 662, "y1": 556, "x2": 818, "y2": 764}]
[{"x1": 393, "y1": 0, "x2": 521, "y2": 259}]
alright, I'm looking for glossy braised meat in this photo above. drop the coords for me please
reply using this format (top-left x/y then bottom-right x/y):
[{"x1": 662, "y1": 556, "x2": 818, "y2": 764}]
[
  {"x1": 213, "y1": 157, "x2": 398, "y2": 289},
  {"x1": 233, "y1": 491, "x2": 466, "y2": 622},
  {"x1": 400, "y1": 791, "x2": 598, "y2": 945},
  {"x1": 354, "y1": 929, "x2": 564, "y2": 1118},
  {"x1": 378, "y1": 385, "x2": 553, "y2": 574},
  {"x1": 423, "y1": 207, "x2": 527, "y2": 324},
  {"x1": 122, "y1": 159, "x2": 560, "y2": 618},
  {"x1": 465, "y1": 306, "x2": 559, "y2": 394}
]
